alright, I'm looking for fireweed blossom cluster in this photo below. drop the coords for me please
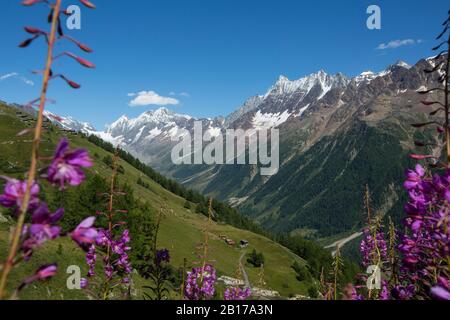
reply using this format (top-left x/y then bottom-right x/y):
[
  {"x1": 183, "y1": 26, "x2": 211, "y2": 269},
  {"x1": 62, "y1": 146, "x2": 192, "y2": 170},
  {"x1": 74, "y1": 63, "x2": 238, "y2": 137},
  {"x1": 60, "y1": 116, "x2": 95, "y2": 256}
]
[
  {"x1": 141, "y1": 204, "x2": 173, "y2": 300},
  {"x1": 86, "y1": 244, "x2": 96, "y2": 277},
  {"x1": 0, "y1": 139, "x2": 96, "y2": 296},
  {"x1": 224, "y1": 287, "x2": 252, "y2": 301},
  {"x1": 360, "y1": 228, "x2": 388, "y2": 269},
  {"x1": 142, "y1": 248, "x2": 172, "y2": 300},
  {"x1": 80, "y1": 151, "x2": 133, "y2": 300},
  {"x1": 82, "y1": 228, "x2": 132, "y2": 293},
  {"x1": 156, "y1": 248, "x2": 170, "y2": 266},
  {"x1": 390, "y1": 13, "x2": 450, "y2": 300},
  {"x1": 349, "y1": 187, "x2": 393, "y2": 300},
  {"x1": 182, "y1": 198, "x2": 251, "y2": 301},
  {"x1": 184, "y1": 264, "x2": 217, "y2": 300},
  {"x1": 394, "y1": 164, "x2": 450, "y2": 299},
  {"x1": 353, "y1": 169, "x2": 449, "y2": 301},
  {"x1": 0, "y1": 0, "x2": 96, "y2": 299},
  {"x1": 348, "y1": 12, "x2": 450, "y2": 301}
]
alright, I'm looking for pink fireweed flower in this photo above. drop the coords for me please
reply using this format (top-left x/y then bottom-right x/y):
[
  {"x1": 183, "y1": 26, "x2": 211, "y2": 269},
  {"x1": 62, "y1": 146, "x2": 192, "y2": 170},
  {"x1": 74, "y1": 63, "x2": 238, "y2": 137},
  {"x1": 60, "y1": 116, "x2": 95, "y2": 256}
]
[
  {"x1": 121, "y1": 229, "x2": 130, "y2": 243},
  {"x1": 360, "y1": 228, "x2": 388, "y2": 268},
  {"x1": 156, "y1": 249, "x2": 170, "y2": 266},
  {"x1": 404, "y1": 164, "x2": 425, "y2": 190},
  {"x1": 104, "y1": 264, "x2": 113, "y2": 279},
  {"x1": 397, "y1": 165, "x2": 450, "y2": 300},
  {"x1": 84, "y1": 228, "x2": 132, "y2": 287},
  {"x1": 80, "y1": 278, "x2": 88, "y2": 289},
  {"x1": 184, "y1": 264, "x2": 216, "y2": 300},
  {"x1": 20, "y1": 264, "x2": 58, "y2": 289},
  {"x1": 95, "y1": 229, "x2": 110, "y2": 246},
  {"x1": 86, "y1": 244, "x2": 96, "y2": 277},
  {"x1": 0, "y1": 178, "x2": 39, "y2": 210},
  {"x1": 21, "y1": 204, "x2": 63, "y2": 259},
  {"x1": 47, "y1": 138, "x2": 93, "y2": 188},
  {"x1": 115, "y1": 252, "x2": 132, "y2": 274},
  {"x1": 31, "y1": 203, "x2": 64, "y2": 225},
  {"x1": 437, "y1": 276, "x2": 450, "y2": 291},
  {"x1": 224, "y1": 287, "x2": 252, "y2": 300},
  {"x1": 71, "y1": 217, "x2": 98, "y2": 250},
  {"x1": 392, "y1": 285, "x2": 415, "y2": 300},
  {"x1": 379, "y1": 280, "x2": 390, "y2": 300},
  {"x1": 430, "y1": 286, "x2": 450, "y2": 300}
]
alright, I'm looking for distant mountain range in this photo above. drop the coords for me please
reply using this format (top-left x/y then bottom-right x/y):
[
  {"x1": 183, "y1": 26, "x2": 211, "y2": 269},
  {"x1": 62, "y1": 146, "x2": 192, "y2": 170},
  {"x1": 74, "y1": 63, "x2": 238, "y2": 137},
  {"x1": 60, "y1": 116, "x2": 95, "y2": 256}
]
[{"x1": 19, "y1": 56, "x2": 445, "y2": 239}]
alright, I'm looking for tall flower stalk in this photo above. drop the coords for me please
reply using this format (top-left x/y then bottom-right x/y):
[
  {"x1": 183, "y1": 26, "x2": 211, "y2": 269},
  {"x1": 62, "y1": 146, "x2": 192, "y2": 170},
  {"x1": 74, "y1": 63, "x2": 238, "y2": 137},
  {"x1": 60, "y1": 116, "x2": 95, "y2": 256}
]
[
  {"x1": 359, "y1": 185, "x2": 389, "y2": 299},
  {"x1": 82, "y1": 149, "x2": 133, "y2": 299},
  {"x1": 387, "y1": 217, "x2": 398, "y2": 285},
  {"x1": 0, "y1": 0, "x2": 96, "y2": 299},
  {"x1": 351, "y1": 185, "x2": 389, "y2": 300},
  {"x1": 351, "y1": 11, "x2": 450, "y2": 300},
  {"x1": 332, "y1": 247, "x2": 343, "y2": 300},
  {"x1": 398, "y1": 10, "x2": 450, "y2": 300},
  {"x1": 184, "y1": 199, "x2": 217, "y2": 300},
  {"x1": 0, "y1": 0, "x2": 62, "y2": 299},
  {"x1": 142, "y1": 202, "x2": 173, "y2": 300},
  {"x1": 101, "y1": 150, "x2": 130, "y2": 299},
  {"x1": 201, "y1": 198, "x2": 213, "y2": 273}
]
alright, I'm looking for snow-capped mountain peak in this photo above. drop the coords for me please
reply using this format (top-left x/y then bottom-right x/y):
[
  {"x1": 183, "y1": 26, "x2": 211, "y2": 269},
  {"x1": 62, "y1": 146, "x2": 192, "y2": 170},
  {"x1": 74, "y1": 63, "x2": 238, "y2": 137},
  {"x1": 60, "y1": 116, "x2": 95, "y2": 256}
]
[
  {"x1": 108, "y1": 115, "x2": 129, "y2": 130},
  {"x1": 106, "y1": 107, "x2": 193, "y2": 134},
  {"x1": 225, "y1": 95, "x2": 265, "y2": 126},
  {"x1": 266, "y1": 70, "x2": 349, "y2": 98},
  {"x1": 354, "y1": 69, "x2": 391, "y2": 86},
  {"x1": 44, "y1": 110, "x2": 96, "y2": 133},
  {"x1": 142, "y1": 107, "x2": 192, "y2": 122},
  {"x1": 354, "y1": 60, "x2": 412, "y2": 86},
  {"x1": 45, "y1": 57, "x2": 429, "y2": 153},
  {"x1": 393, "y1": 60, "x2": 411, "y2": 69},
  {"x1": 224, "y1": 70, "x2": 350, "y2": 127}
]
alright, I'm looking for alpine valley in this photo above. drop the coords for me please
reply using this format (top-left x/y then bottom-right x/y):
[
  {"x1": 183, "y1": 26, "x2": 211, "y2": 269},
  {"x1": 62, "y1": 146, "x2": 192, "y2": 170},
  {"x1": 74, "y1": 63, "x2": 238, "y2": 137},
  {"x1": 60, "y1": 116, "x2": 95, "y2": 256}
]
[{"x1": 40, "y1": 56, "x2": 445, "y2": 241}]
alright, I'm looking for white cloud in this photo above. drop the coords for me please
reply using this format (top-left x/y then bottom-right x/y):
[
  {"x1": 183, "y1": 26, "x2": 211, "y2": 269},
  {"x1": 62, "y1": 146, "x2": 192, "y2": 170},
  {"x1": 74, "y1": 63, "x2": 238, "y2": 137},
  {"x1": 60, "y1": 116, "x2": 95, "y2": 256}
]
[
  {"x1": 128, "y1": 90, "x2": 179, "y2": 107},
  {"x1": 21, "y1": 77, "x2": 34, "y2": 86},
  {"x1": 0, "y1": 72, "x2": 34, "y2": 86},
  {"x1": 169, "y1": 91, "x2": 190, "y2": 98},
  {"x1": 0, "y1": 72, "x2": 18, "y2": 81},
  {"x1": 376, "y1": 39, "x2": 420, "y2": 50}
]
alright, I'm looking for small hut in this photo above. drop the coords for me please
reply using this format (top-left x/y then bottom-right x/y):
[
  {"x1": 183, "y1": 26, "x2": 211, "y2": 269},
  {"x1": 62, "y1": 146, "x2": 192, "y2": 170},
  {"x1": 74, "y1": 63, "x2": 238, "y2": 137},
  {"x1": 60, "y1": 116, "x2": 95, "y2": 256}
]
[{"x1": 240, "y1": 240, "x2": 249, "y2": 248}]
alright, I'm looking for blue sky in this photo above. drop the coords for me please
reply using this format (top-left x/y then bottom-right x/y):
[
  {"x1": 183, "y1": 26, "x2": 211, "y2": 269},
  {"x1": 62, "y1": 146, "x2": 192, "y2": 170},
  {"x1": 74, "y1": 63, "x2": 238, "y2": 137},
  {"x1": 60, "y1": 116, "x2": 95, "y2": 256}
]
[{"x1": 0, "y1": 0, "x2": 448, "y2": 129}]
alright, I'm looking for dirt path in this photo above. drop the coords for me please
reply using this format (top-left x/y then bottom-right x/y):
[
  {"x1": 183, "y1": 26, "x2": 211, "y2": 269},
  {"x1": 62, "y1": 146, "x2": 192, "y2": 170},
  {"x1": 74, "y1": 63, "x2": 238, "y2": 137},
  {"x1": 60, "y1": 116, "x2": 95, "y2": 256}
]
[
  {"x1": 239, "y1": 251, "x2": 251, "y2": 289},
  {"x1": 324, "y1": 232, "x2": 363, "y2": 256}
]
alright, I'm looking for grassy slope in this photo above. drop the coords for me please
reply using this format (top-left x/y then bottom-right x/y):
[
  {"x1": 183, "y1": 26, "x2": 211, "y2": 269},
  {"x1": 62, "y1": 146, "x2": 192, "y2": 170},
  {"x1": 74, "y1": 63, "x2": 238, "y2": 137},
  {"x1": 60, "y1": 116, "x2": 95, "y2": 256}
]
[{"x1": 0, "y1": 103, "x2": 307, "y2": 299}]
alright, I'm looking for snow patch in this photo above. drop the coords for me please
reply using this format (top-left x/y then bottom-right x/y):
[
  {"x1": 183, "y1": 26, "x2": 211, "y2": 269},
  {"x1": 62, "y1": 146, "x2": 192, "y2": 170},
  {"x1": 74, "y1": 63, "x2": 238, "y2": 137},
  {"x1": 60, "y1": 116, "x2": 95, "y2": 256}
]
[
  {"x1": 166, "y1": 125, "x2": 188, "y2": 139},
  {"x1": 131, "y1": 126, "x2": 145, "y2": 144},
  {"x1": 416, "y1": 85, "x2": 428, "y2": 92},
  {"x1": 205, "y1": 126, "x2": 221, "y2": 138},
  {"x1": 91, "y1": 131, "x2": 124, "y2": 147},
  {"x1": 252, "y1": 110, "x2": 291, "y2": 130},
  {"x1": 354, "y1": 69, "x2": 391, "y2": 86},
  {"x1": 145, "y1": 127, "x2": 162, "y2": 140},
  {"x1": 294, "y1": 104, "x2": 310, "y2": 118}
]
